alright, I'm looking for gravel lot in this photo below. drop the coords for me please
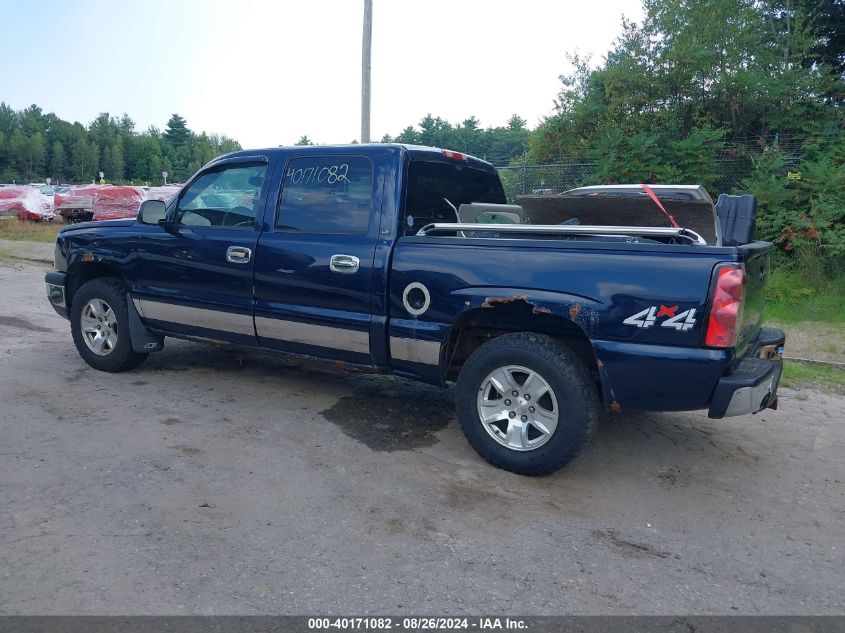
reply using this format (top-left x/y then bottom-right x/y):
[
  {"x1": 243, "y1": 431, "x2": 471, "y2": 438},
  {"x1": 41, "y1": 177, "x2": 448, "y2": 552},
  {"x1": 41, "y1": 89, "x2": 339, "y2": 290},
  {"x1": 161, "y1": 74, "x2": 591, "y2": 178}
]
[{"x1": 1, "y1": 260, "x2": 843, "y2": 615}]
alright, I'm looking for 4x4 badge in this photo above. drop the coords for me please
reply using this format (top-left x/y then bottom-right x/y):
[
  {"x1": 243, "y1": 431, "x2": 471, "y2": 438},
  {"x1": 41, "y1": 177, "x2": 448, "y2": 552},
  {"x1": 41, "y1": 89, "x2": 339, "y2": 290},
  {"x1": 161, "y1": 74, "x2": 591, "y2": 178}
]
[{"x1": 624, "y1": 306, "x2": 697, "y2": 331}]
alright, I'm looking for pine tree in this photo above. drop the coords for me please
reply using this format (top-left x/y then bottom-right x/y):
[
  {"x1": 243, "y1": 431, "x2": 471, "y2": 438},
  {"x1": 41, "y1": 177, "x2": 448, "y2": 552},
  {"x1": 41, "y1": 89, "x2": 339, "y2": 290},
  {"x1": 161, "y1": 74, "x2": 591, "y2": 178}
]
[
  {"x1": 50, "y1": 140, "x2": 66, "y2": 182},
  {"x1": 70, "y1": 136, "x2": 87, "y2": 181},
  {"x1": 104, "y1": 137, "x2": 125, "y2": 181},
  {"x1": 164, "y1": 114, "x2": 190, "y2": 148}
]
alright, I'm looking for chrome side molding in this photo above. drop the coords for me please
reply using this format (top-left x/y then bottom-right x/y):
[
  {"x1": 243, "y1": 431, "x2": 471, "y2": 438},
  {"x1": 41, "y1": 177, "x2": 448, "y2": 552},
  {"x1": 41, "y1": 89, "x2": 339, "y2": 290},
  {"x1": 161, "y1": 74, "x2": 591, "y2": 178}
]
[{"x1": 389, "y1": 336, "x2": 441, "y2": 365}]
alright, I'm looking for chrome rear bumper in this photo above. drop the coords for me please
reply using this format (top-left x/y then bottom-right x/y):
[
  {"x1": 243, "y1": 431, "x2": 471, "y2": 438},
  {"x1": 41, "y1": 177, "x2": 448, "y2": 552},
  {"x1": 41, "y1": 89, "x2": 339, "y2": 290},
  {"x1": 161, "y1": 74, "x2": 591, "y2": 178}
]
[{"x1": 708, "y1": 328, "x2": 785, "y2": 419}]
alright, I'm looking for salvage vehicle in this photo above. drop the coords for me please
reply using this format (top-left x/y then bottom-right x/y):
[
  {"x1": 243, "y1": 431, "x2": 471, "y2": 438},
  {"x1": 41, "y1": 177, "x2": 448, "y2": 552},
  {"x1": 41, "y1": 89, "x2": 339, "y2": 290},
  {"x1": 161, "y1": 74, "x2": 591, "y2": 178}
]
[
  {"x1": 44, "y1": 145, "x2": 784, "y2": 475},
  {"x1": 53, "y1": 184, "x2": 99, "y2": 222},
  {"x1": 0, "y1": 185, "x2": 55, "y2": 220},
  {"x1": 54, "y1": 184, "x2": 146, "y2": 223}
]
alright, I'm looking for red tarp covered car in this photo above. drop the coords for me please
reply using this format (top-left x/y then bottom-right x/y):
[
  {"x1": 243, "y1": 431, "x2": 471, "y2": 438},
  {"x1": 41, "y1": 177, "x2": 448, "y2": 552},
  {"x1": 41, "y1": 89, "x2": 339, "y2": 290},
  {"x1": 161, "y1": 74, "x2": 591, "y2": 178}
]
[
  {"x1": 55, "y1": 185, "x2": 145, "y2": 222},
  {"x1": 92, "y1": 186, "x2": 145, "y2": 220},
  {"x1": 0, "y1": 186, "x2": 56, "y2": 220}
]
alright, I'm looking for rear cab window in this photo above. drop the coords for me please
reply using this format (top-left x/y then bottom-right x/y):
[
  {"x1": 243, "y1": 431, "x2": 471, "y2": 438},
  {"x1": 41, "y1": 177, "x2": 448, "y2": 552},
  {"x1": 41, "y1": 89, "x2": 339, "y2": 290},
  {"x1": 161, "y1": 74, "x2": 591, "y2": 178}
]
[{"x1": 403, "y1": 160, "x2": 506, "y2": 235}]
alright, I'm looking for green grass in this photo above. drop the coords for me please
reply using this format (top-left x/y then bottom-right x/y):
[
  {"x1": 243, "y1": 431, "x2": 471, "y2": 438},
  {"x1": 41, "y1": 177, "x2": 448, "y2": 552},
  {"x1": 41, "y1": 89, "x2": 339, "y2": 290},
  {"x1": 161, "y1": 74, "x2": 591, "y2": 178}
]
[
  {"x1": 0, "y1": 218, "x2": 61, "y2": 243},
  {"x1": 781, "y1": 360, "x2": 845, "y2": 394},
  {"x1": 765, "y1": 268, "x2": 845, "y2": 324},
  {"x1": 0, "y1": 248, "x2": 28, "y2": 263}
]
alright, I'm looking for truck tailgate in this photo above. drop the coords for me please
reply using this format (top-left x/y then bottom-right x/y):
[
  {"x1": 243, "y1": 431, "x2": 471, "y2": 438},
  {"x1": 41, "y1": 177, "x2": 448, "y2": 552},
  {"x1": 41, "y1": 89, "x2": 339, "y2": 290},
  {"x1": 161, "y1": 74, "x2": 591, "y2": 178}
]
[{"x1": 736, "y1": 241, "x2": 772, "y2": 354}]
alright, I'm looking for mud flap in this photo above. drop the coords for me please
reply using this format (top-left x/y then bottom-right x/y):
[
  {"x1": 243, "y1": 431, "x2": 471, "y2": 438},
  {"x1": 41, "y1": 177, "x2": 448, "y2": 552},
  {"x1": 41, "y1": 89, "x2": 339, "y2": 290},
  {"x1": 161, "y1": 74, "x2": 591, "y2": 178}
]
[{"x1": 126, "y1": 293, "x2": 164, "y2": 353}]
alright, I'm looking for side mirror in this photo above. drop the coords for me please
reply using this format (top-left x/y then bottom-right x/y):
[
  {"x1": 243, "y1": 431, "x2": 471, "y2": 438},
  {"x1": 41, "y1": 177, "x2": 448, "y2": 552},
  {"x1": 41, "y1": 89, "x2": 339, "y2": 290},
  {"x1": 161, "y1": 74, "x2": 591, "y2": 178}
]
[{"x1": 138, "y1": 199, "x2": 167, "y2": 225}]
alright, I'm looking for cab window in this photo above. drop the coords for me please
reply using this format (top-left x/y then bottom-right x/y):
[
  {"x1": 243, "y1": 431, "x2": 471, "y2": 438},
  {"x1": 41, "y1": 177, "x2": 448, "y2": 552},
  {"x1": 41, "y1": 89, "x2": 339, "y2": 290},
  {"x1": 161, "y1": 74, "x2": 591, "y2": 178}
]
[
  {"x1": 175, "y1": 163, "x2": 267, "y2": 229},
  {"x1": 403, "y1": 160, "x2": 506, "y2": 235},
  {"x1": 277, "y1": 156, "x2": 373, "y2": 234}
]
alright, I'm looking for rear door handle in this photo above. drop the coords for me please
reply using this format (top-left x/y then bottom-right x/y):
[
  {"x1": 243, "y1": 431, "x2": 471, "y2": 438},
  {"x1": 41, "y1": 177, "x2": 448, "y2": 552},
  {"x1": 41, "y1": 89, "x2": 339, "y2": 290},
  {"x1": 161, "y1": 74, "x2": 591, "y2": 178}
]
[
  {"x1": 330, "y1": 254, "x2": 360, "y2": 273},
  {"x1": 226, "y1": 246, "x2": 252, "y2": 264}
]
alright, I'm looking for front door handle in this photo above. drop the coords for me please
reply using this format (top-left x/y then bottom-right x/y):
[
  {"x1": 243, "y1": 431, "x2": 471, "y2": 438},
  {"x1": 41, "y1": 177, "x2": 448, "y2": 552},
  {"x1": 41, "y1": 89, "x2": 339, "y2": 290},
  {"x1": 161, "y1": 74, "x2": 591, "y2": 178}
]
[
  {"x1": 226, "y1": 246, "x2": 252, "y2": 264},
  {"x1": 330, "y1": 254, "x2": 360, "y2": 273}
]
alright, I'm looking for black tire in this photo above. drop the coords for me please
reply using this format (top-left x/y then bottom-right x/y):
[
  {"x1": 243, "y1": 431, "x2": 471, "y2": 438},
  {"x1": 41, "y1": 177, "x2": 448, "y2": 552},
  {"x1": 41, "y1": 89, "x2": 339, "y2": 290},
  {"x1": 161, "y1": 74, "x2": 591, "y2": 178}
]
[
  {"x1": 455, "y1": 332, "x2": 599, "y2": 476},
  {"x1": 70, "y1": 277, "x2": 148, "y2": 372}
]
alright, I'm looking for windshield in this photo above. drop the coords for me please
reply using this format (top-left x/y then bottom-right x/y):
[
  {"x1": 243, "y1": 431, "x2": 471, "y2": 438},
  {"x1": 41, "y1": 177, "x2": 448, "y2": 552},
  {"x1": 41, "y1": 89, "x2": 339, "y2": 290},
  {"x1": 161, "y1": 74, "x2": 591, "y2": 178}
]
[{"x1": 403, "y1": 160, "x2": 505, "y2": 235}]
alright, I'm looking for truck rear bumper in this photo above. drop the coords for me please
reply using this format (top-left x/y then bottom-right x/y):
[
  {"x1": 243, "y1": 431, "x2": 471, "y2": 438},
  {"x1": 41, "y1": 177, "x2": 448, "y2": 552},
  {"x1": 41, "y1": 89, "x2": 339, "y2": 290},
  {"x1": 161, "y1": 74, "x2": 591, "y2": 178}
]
[
  {"x1": 707, "y1": 327, "x2": 785, "y2": 419},
  {"x1": 707, "y1": 357, "x2": 782, "y2": 418}
]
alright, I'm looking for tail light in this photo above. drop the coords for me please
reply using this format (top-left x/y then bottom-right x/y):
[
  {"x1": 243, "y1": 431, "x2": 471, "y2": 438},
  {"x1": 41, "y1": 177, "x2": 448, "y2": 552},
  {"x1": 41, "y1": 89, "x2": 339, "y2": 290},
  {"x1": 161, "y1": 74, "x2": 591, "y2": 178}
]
[
  {"x1": 705, "y1": 263, "x2": 745, "y2": 348},
  {"x1": 441, "y1": 149, "x2": 468, "y2": 161}
]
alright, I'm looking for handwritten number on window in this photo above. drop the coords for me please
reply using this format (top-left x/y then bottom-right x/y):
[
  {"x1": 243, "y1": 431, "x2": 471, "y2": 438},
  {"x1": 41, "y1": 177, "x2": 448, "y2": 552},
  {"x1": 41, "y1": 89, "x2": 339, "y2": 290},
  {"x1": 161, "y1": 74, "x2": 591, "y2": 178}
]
[{"x1": 286, "y1": 164, "x2": 350, "y2": 186}]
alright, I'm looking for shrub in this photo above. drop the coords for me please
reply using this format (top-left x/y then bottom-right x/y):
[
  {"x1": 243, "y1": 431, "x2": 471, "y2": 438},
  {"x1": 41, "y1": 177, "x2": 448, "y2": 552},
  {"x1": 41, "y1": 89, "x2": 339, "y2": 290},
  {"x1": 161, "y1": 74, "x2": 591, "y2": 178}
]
[{"x1": 740, "y1": 134, "x2": 845, "y2": 276}]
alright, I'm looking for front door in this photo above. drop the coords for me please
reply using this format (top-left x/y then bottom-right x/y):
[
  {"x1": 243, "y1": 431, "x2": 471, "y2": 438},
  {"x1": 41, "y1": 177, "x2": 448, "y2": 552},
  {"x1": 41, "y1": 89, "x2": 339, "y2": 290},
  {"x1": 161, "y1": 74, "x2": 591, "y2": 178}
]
[
  {"x1": 253, "y1": 153, "x2": 380, "y2": 364},
  {"x1": 134, "y1": 156, "x2": 272, "y2": 345}
]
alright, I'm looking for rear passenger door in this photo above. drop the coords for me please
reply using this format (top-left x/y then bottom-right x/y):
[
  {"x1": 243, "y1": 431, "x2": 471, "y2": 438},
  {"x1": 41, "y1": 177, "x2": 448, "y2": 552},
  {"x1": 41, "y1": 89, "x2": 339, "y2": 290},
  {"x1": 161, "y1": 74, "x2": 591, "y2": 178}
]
[{"x1": 253, "y1": 154, "x2": 380, "y2": 364}]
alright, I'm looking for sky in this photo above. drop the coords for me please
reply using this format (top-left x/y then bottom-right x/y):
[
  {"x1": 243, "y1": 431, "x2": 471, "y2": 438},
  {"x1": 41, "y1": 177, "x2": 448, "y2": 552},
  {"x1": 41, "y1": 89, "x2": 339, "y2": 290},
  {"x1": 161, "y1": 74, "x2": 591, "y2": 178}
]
[{"x1": 1, "y1": 0, "x2": 643, "y2": 148}]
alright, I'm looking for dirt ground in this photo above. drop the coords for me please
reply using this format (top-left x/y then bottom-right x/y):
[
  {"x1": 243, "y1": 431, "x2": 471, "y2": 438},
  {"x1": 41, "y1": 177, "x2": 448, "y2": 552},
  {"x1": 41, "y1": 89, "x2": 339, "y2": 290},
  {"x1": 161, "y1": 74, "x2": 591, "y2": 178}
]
[
  {"x1": 773, "y1": 320, "x2": 845, "y2": 364},
  {"x1": 0, "y1": 260, "x2": 843, "y2": 615}
]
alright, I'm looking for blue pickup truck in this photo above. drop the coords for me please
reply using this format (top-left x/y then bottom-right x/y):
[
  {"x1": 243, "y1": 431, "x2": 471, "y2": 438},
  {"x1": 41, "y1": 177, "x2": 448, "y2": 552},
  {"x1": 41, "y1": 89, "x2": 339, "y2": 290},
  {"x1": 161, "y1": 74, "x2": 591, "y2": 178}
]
[{"x1": 45, "y1": 144, "x2": 784, "y2": 475}]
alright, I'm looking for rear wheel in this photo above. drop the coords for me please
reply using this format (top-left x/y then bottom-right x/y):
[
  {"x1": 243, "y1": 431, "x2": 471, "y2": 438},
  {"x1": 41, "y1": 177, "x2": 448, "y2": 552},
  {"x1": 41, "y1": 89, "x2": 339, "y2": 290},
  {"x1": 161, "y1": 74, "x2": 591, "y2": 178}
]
[
  {"x1": 70, "y1": 278, "x2": 148, "y2": 372},
  {"x1": 456, "y1": 332, "x2": 598, "y2": 476}
]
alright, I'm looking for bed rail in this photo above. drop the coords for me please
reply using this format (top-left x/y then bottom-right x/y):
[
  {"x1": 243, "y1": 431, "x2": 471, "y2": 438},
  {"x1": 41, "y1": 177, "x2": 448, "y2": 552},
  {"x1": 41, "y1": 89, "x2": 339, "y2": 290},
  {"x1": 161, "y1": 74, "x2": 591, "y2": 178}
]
[{"x1": 415, "y1": 223, "x2": 708, "y2": 245}]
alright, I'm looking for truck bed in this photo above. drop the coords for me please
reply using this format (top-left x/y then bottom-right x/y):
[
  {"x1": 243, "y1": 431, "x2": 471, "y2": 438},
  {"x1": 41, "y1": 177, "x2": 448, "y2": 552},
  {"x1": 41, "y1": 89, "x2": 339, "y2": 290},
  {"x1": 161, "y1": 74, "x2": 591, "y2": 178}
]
[{"x1": 388, "y1": 231, "x2": 771, "y2": 411}]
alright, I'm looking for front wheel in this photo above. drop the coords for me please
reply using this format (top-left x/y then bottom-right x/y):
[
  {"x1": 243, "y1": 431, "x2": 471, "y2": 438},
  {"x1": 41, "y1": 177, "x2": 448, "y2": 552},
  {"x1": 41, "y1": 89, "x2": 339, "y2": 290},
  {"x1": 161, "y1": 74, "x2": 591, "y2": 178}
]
[
  {"x1": 455, "y1": 333, "x2": 599, "y2": 476},
  {"x1": 70, "y1": 278, "x2": 148, "y2": 372}
]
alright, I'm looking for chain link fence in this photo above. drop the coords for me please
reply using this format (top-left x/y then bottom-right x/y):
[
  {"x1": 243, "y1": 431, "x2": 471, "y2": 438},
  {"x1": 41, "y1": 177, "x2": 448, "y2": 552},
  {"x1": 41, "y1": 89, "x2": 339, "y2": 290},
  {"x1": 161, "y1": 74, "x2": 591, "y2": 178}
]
[
  {"x1": 495, "y1": 159, "x2": 757, "y2": 204},
  {"x1": 493, "y1": 133, "x2": 823, "y2": 203},
  {"x1": 496, "y1": 163, "x2": 596, "y2": 203}
]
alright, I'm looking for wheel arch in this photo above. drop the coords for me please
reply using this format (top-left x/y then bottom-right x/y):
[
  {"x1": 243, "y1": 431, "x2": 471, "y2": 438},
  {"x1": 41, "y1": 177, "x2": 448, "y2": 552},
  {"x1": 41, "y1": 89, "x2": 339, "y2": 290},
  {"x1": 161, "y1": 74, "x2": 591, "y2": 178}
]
[
  {"x1": 66, "y1": 261, "x2": 127, "y2": 311},
  {"x1": 442, "y1": 290, "x2": 604, "y2": 400}
]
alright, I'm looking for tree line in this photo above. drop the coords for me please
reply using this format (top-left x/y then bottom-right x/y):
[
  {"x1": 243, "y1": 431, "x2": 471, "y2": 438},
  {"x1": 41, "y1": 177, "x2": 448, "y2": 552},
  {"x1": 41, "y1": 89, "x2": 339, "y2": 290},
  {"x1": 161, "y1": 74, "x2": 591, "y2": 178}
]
[
  {"x1": 380, "y1": 114, "x2": 530, "y2": 164},
  {"x1": 0, "y1": 107, "x2": 241, "y2": 185},
  {"x1": 295, "y1": 113, "x2": 532, "y2": 165},
  {"x1": 527, "y1": 0, "x2": 844, "y2": 177},
  {"x1": 0, "y1": 102, "x2": 531, "y2": 186},
  {"x1": 525, "y1": 0, "x2": 845, "y2": 271}
]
